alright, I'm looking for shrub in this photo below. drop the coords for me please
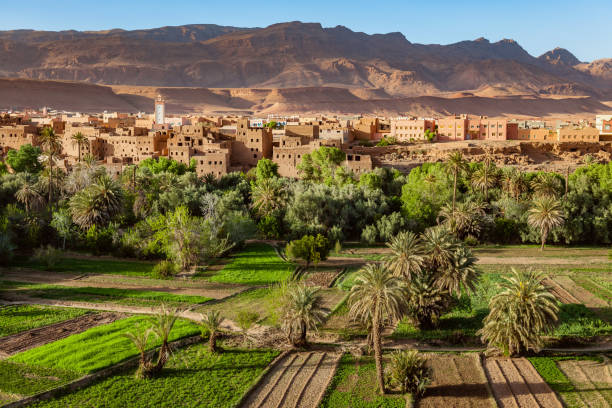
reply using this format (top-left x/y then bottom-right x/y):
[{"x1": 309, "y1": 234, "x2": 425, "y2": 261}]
[
  {"x1": 361, "y1": 224, "x2": 378, "y2": 244},
  {"x1": 386, "y1": 350, "x2": 431, "y2": 396},
  {"x1": 285, "y1": 234, "x2": 330, "y2": 268},
  {"x1": 151, "y1": 260, "x2": 179, "y2": 279},
  {"x1": 327, "y1": 225, "x2": 344, "y2": 244},
  {"x1": 257, "y1": 215, "x2": 282, "y2": 239},
  {"x1": 0, "y1": 232, "x2": 15, "y2": 265},
  {"x1": 32, "y1": 245, "x2": 63, "y2": 270}
]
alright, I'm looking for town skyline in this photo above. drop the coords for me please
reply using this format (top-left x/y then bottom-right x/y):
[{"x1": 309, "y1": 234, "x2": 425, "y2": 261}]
[{"x1": 4, "y1": 0, "x2": 610, "y2": 62}]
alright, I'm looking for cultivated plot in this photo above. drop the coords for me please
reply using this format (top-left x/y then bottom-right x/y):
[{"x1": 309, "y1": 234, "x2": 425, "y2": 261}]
[{"x1": 558, "y1": 358, "x2": 612, "y2": 408}]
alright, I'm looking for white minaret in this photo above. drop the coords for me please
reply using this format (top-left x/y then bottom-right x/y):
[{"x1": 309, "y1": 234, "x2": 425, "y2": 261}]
[{"x1": 154, "y1": 95, "x2": 165, "y2": 125}]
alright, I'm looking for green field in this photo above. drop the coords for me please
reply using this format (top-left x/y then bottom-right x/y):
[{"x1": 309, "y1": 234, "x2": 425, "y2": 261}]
[
  {"x1": 0, "y1": 281, "x2": 211, "y2": 307},
  {"x1": 204, "y1": 243, "x2": 293, "y2": 285},
  {"x1": 0, "y1": 360, "x2": 79, "y2": 401},
  {"x1": 13, "y1": 256, "x2": 155, "y2": 277},
  {"x1": 0, "y1": 305, "x2": 91, "y2": 338},
  {"x1": 320, "y1": 354, "x2": 406, "y2": 408},
  {"x1": 27, "y1": 345, "x2": 279, "y2": 408},
  {"x1": 9, "y1": 315, "x2": 200, "y2": 374}
]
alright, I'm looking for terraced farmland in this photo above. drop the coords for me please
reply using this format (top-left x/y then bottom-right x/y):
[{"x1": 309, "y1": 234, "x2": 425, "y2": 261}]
[
  {"x1": 242, "y1": 351, "x2": 341, "y2": 408},
  {"x1": 483, "y1": 357, "x2": 563, "y2": 408},
  {"x1": 558, "y1": 358, "x2": 612, "y2": 408}
]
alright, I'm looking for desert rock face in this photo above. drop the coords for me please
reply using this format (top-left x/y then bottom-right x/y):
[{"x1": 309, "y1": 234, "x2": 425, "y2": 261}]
[{"x1": 1, "y1": 21, "x2": 611, "y2": 98}]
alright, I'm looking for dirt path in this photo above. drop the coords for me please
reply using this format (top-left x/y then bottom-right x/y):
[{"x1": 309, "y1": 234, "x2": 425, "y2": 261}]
[
  {"x1": 476, "y1": 256, "x2": 610, "y2": 265},
  {"x1": 0, "y1": 312, "x2": 122, "y2": 357},
  {"x1": 241, "y1": 351, "x2": 341, "y2": 408},
  {"x1": 419, "y1": 353, "x2": 496, "y2": 408},
  {"x1": 483, "y1": 357, "x2": 562, "y2": 408},
  {"x1": 543, "y1": 278, "x2": 580, "y2": 304},
  {"x1": 1, "y1": 269, "x2": 248, "y2": 299},
  {"x1": 553, "y1": 276, "x2": 609, "y2": 308},
  {"x1": 558, "y1": 359, "x2": 612, "y2": 408}
]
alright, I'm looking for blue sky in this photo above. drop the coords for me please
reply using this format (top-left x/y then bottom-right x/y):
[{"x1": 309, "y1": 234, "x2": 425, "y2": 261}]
[{"x1": 5, "y1": 0, "x2": 609, "y2": 62}]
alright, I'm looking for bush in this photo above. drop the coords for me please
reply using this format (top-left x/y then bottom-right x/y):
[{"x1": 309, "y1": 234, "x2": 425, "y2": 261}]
[
  {"x1": 257, "y1": 215, "x2": 282, "y2": 239},
  {"x1": 285, "y1": 234, "x2": 330, "y2": 268},
  {"x1": 327, "y1": 225, "x2": 344, "y2": 244},
  {"x1": 83, "y1": 224, "x2": 116, "y2": 255},
  {"x1": 360, "y1": 224, "x2": 378, "y2": 244},
  {"x1": 32, "y1": 245, "x2": 63, "y2": 270},
  {"x1": 386, "y1": 350, "x2": 431, "y2": 396},
  {"x1": 151, "y1": 260, "x2": 179, "y2": 279}
]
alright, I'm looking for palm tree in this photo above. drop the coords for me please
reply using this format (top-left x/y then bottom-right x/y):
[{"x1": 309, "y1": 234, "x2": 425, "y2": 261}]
[
  {"x1": 471, "y1": 161, "x2": 497, "y2": 199},
  {"x1": 420, "y1": 226, "x2": 457, "y2": 270},
  {"x1": 527, "y1": 197, "x2": 564, "y2": 251},
  {"x1": 435, "y1": 246, "x2": 479, "y2": 296},
  {"x1": 384, "y1": 231, "x2": 423, "y2": 280},
  {"x1": 405, "y1": 273, "x2": 448, "y2": 329},
  {"x1": 501, "y1": 168, "x2": 527, "y2": 199},
  {"x1": 251, "y1": 177, "x2": 285, "y2": 217},
  {"x1": 15, "y1": 177, "x2": 44, "y2": 214},
  {"x1": 123, "y1": 329, "x2": 153, "y2": 379},
  {"x1": 38, "y1": 127, "x2": 62, "y2": 204},
  {"x1": 437, "y1": 200, "x2": 486, "y2": 239},
  {"x1": 478, "y1": 268, "x2": 558, "y2": 356},
  {"x1": 348, "y1": 264, "x2": 406, "y2": 394},
  {"x1": 200, "y1": 310, "x2": 224, "y2": 353},
  {"x1": 445, "y1": 152, "x2": 468, "y2": 210},
  {"x1": 69, "y1": 174, "x2": 124, "y2": 229},
  {"x1": 71, "y1": 132, "x2": 90, "y2": 162},
  {"x1": 531, "y1": 173, "x2": 563, "y2": 199},
  {"x1": 281, "y1": 284, "x2": 326, "y2": 347},
  {"x1": 149, "y1": 305, "x2": 178, "y2": 376},
  {"x1": 423, "y1": 173, "x2": 437, "y2": 201}
]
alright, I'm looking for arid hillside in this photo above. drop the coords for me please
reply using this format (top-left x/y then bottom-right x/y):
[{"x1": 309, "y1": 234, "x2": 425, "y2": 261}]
[
  {"x1": 1, "y1": 22, "x2": 612, "y2": 98},
  {"x1": 2, "y1": 78, "x2": 612, "y2": 117}
]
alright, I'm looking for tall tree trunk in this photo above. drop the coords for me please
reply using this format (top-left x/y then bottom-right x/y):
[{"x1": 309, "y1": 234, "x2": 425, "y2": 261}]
[
  {"x1": 540, "y1": 232, "x2": 546, "y2": 251},
  {"x1": 372, "y1": 301, "x2": 385, "y2": 394},
  {"x1": 78, "y1": 144, "x2": 81, "y2": 163},
  {"x1": 208, "y1": 331, "x2": 217, "y2": 353},
  {"x1": 452, "y1": 171, "x2": 457, "y2": 211},
  {"x1": 48, "y1": 159, "x2": 52, "y2": 204}
]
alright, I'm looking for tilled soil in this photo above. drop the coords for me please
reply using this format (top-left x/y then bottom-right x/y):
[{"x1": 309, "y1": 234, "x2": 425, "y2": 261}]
[
  {"x1": 543, "y1": 278, "x2": 580, "y2": 304},
  {"x1": 1, "y1": 269, "x2": 247, "y2": 299},
  {"x1": 476, "y1": 256, "x2": 609, "y2": 265},
  {"x1": 0, "y1": 311, "x2": 122, "y2": 357},
  {"x1": 419, "y1": 353, "x2": 495, "y2": 408},
  {"x1": 553, "y1": 276, "x2": 609, "y2": 308},
  {"x1": 483, "y1": 357, "x2": 562, "y2": 408},
  {"x1": 241, "y1": 351, "x2": 341, "y2": 408},
  {"x1": 558, "y1": 359, "x2": 612, "y2": 408}
]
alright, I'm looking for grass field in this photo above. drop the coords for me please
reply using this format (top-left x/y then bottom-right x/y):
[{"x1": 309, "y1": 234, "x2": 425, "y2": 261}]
[
  {"x1": 0, "y1": 281, "x2": 212, "y2": 307},
  {"x1": 320, "y1": 354, "x2": 406, "y2": 408},
  {"x1": 528, "y1": 356, "x2": 604, "y2": 408},
  {"x1": 27, "y1": 345, "x2": 279, "y2": 408},
  {"x1": 0, "y1": 360, "x2": 79, "y2": 400},
  {"x1": 0, "y1": 305, "x2": 91, "y2": 338},
  {"x1": 9, "y1": 315, "x2": 200, "y2": 374},
  {"x1": 204, "y1": 243, "x2": 293, "y2": 285},
  {"x1": 13, "y1": 256, "x2": 155, "y2": 277}
]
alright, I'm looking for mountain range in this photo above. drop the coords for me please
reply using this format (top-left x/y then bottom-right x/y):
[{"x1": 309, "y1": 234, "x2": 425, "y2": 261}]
[{"x1": 0, "y1": 22, "x2": 611, "y2": 115}]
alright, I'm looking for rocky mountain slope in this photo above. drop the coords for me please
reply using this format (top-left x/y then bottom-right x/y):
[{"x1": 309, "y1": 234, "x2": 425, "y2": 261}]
[{"x1": 1, "y1": 22, "x2": 611, "y2": 98}]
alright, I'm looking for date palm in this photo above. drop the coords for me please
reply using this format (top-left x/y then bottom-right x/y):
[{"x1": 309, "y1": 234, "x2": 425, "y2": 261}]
[
  {"x1": 531, "y1": 172, "x2": 563, "y2": 199},
  {"x1": 405, "y1": 273, "x2": 448, "y2": 329},
  {"x1": 15, "y1": 176, "x2": 44, "y2": 214},
  {"x1": 149, "y1": 305, "x2": 178, "y2": 376},
  {"x1": 38, "y1": 127, "x2": 62, "y2": 203},
  {"x1": 384, "y1": 231, "x2": 423, "y2": 281},
  {"x1": 435, "y1": 246, "x2": 479, "y2": 296},
  {"x1": 437, "y1": 201, "x2": 485, "y2": 239},
  {"x1": 200, "y1": 310, "x2": 224, "y2": 353},
  {"x1": 123, "y1": 328, "x2": 153, "y2": 379},
  {"x1": 69, "y1": 174, "x2": 124, "y2": 229},
  {"x1": 281, "y1": 284, "x2": 326, "y2": 347},
  {"x1": 71, "y1": 132, "x2": 90, "y2": 162},
  {"x1": 420, "y1": 226, "x2": 457, "y2": 270},
  {"x1": 251, "y1": 177, "x2": 285, "y2": 218},
  {"x1": 527, "y1": 197, "x2": 564, "y2": 251},
  {"x1": 471, "y1": 161, "x2": 497, "y2": 199},
  {"x1": 445, "y1": 152, "x2": 468, "y2": 210},
  {"x1": 501, "y1": 168, "x2": 527, "y2": 199},
  {"x1": 478, "y1": 268, "x2": 558, "y2": 356},
  {"x1": 349, "y1": 264, "x2": 406, "y2": 394}
]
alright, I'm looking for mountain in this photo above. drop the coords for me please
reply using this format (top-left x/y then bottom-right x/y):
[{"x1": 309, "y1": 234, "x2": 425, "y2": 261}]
[
  {"x1": 538, "y1": 48, "x2": 581, "y2": 66},
  {"x1": 0, "y1": 22, "x2": 611, "y2": 114}
]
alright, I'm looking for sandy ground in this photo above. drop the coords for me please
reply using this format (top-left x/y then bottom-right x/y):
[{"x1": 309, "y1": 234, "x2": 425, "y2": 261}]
[
  {"x1": 0, "y1": 312, "x2": 122, "y2": 357},
  {"x1": 483, "y1": 357, "x2": 562, "y2": 408},
  {"x1": 419, "y1": 353, "x2": 496, "y2": 408},
  {"x1": 1, "y1": 269, "x2": 248, "y2": 299},
  {"x1": 241, "y1": 351, "x2": 340, "y2": 408},
  {"x1": 558, "y1": 358, "x2": 612, "y2": 408}
]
